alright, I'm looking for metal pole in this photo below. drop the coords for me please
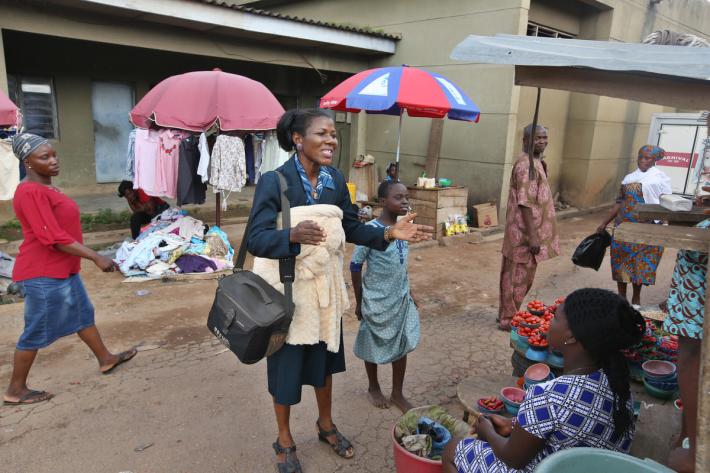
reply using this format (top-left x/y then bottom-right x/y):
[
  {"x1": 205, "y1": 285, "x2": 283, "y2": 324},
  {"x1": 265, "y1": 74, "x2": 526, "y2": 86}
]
[
  {"x1": 528, "y1": 88, "x2": 542, "y2": 180},
  {"x1": 395, "y1": 108, "x2": 404, "y2": 181}
]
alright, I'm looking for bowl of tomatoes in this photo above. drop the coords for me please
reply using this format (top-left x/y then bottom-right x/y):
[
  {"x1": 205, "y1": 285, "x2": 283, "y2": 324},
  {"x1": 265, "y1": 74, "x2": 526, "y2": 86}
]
[
  {"x1": 527, "y1": 300, "x2": 546, "y2": 316},
  {"x1": 516, "y1": 326, "x2": 538, "y2": 351},
  {"x1": 477, "y1": 396, "x2": 505, "y2": 414}
]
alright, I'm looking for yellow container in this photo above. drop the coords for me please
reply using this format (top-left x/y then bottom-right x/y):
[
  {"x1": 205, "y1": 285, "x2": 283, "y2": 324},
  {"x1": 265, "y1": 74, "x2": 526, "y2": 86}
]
[{"x1": 346, "y1": 182, "x2": 357, "y2": 203}]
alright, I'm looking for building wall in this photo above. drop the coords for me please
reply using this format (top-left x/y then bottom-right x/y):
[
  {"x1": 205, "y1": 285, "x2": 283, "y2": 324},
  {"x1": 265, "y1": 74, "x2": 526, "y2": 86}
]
[
  {"x1": 268, "y1": 0, "x2": 529, "y2": 209},
  {"x1": 0, "y1": 30, "x2": 355, "y2": 194},
  {"x1": 266, "y1": 0, "x2": 710, "y2": 210},
  {"x1": 559, "y1": 0, "x2": 710, "y2": 208}
]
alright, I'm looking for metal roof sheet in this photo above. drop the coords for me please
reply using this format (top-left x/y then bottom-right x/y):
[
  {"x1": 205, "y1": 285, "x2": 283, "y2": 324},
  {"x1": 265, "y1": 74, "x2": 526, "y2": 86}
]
[
  {"x1": 451, "y1": 34, "x2": 710, "y2": 81},
  {"x1": 196, "y1": 0, "x2": 401, "y2": 40}
]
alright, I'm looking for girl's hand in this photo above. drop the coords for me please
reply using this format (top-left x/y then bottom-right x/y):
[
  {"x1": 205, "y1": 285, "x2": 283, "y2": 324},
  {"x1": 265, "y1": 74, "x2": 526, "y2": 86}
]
[
  {"x1": 94, "y1": 255, "x2": 118, "y2": 272},
  {"x1": 389, "y1": 213, "x2": 433, "y2": 242},
  {"x1": 596, "y1": 224, "x2": 607, "y2": 234},
  {"x1": 289, "y1": 220, "x2": 327, "y2": 245}
]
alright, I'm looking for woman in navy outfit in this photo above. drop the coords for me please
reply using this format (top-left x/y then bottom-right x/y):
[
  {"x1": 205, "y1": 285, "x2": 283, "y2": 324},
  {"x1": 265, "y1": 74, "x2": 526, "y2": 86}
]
[{"x1": 247, "y1": 109, "x2": 432, "y2": 473}]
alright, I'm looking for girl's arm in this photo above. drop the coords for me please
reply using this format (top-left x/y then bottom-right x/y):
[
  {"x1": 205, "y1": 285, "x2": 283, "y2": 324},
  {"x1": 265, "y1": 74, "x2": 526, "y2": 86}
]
[
  {"x1": 476, "y1": 417, "x2": 545, "y2": 470},
  {"x1": 351, "y1": 270, "x2": 363, "y2": 320}
]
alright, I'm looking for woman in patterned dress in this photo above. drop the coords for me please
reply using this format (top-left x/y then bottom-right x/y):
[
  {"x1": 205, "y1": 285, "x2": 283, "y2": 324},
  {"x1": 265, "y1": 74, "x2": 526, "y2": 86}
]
[
  {"x1": 443, "y1": 288, "x2": 645, "y2": 473},
  {"x1": 350, "y1": 181, "x2": 420, "y2": 413},
  {"x1": 665, "y1": 217, "x2": 710, "y2": 472},
  {"x1": 597, "y1": 145, "x2": 672, "y2": 306}
]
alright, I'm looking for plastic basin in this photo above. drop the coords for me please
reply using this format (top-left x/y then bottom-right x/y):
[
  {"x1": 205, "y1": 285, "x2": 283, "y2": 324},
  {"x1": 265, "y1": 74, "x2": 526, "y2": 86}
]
[
  {"x1": 525, "y1": 346, "x2": 549, "y2": 362},
  {"x1": 642, "y1": 360, "x2": 676, "y2": 377},
  {"x1": 392, "y1": 426, "x2": 442, "y2": 473},
  {"x1": 643, "y1": 380, "x2": 676, "y2": 400},
  {"x1": 535, "y1": 447, "x2": 675, "y2": 472}
]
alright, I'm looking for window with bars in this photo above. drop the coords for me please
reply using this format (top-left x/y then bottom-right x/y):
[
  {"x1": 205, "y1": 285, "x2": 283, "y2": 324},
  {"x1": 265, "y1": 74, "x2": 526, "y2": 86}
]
[
  {"x1": 527, "y1": 22, "x2": 576, "y2": 39},
  {"x1": 7, "y1": 75, "x2": 59, "y2": 139}
]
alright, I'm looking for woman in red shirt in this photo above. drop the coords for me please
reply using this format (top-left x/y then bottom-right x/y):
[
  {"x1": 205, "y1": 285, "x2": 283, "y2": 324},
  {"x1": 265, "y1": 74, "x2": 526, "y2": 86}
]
[{"x1": 4, "y1": 133, "x2": 137, "y2": 406}]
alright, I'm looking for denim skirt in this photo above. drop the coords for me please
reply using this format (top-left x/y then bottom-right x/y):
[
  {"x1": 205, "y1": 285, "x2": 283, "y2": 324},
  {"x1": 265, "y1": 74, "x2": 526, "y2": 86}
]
[{"x1": 16, "y1": 274, "x2": 95, "y2": 350}]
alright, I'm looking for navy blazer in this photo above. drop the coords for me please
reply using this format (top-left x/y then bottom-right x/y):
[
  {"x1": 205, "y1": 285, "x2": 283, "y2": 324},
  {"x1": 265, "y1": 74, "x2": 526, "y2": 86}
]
[{"x1": 247, "y1": 157, "x2": 388, "y2": 259}]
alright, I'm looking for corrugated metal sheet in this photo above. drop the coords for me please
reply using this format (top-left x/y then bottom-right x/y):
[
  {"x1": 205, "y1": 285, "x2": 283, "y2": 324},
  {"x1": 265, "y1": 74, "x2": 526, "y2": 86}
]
[
  {"x1": 195, "y1": 0, "x2": 401, "y2": 40},
  {"x1": 451, "y1": 34, "x2": 710, "y2": 81}
]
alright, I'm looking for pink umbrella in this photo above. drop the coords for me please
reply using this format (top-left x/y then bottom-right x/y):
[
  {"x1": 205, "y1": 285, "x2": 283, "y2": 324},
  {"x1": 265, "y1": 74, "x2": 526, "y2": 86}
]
[
  {"x1": 130, "y1": 69, "x2": 284, "y2": 132},
  {"x1": 0, "y1": 90, "x2": 19, "y2": 127}
]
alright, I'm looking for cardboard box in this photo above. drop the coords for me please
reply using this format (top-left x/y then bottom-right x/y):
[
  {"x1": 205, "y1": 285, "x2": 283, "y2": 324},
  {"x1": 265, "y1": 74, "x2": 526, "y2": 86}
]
[{"x1": 472, "y1": 202, "x2": 498, "y2": 228}]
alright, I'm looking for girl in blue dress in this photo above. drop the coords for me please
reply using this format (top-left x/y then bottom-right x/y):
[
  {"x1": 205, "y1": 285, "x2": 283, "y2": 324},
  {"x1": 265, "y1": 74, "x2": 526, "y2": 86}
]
[{"x1": 350, "y1": 181, "x2": 420, "y2": 413}]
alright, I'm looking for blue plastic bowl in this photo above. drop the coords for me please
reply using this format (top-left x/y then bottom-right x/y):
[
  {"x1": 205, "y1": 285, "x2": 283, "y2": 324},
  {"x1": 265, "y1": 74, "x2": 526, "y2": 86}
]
[
  {"x1": 525, "y1": 372, "x2": 554, "y2": 386},
  {"x1": 643, "y1": 380, "x2": 676, "y2": 400},
  {"x1": 504, "y1": 403, "x2": 520, "y2": 416},
  {"x1": 547, "y1": 351, "x2": 564, "y2": 368},
  {"x1": 643, "y1": 372, "x2": 678, "y2": 382},
  {"x1": 516, "y1": 336, "x2": 530, "y2": 351},
  {"x1": 510, "y1": 328, "x2": 520, "y2": 346},
  {"x1": 525, "y1": 346, "x2": 549, "y2": 362},
  {"x1": 644, "y1": 377, "x2": 678, "y2": 392}
]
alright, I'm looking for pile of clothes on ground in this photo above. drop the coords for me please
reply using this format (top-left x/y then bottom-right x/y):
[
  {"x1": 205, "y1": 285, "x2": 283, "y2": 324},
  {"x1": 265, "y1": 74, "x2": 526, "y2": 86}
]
[
  {"x1": 114, "y1": 208, "x2": 234, "y2": 279},
  {"x1": 394, "y1": 406, "x2": 471, "y2": 461}
]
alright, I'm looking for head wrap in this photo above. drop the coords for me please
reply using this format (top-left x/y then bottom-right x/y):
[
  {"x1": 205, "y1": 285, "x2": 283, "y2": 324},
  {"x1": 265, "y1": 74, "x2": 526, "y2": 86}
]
[
  {"x1": 638, "y1": 144, "x2": 665, "y2": 162},
  {"x1": 12, "y1": 133, "x2": 49, "y2": 161}
]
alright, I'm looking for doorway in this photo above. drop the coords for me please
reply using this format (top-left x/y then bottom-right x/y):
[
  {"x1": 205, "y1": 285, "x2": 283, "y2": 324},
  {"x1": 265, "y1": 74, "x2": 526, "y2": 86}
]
[{"x1": 92, "y1": 81, "x2": 134, "y2": 183}]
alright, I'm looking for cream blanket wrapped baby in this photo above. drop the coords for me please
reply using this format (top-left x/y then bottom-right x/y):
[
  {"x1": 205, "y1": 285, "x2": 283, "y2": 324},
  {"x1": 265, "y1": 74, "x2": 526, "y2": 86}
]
[{"x1": 252, "y1": 204, "x2": 349, "y2": 353}]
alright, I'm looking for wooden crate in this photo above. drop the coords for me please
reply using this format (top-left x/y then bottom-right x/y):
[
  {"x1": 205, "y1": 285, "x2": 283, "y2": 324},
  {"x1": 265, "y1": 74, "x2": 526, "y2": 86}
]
[{"x1": 407, "y1": 186, "x2": 468, "y2": 240}]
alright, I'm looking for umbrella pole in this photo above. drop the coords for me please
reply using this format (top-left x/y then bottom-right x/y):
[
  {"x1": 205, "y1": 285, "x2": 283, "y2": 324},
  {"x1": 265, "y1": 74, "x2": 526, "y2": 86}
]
[
  {"x1": 528, "y1": 88, "x2": 541, "y2": 180},
  {"x1": 395, "y1": 109, "x2": 403, "y2": 181},
  {"x1": 216, "y1": 192, "x2": 221, "y2": 227}
]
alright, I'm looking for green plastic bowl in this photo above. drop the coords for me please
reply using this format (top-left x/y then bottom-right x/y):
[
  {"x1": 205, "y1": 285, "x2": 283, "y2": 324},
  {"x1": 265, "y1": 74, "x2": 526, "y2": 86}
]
[{"x1": 438, "y1": 178, "x2": 451, "y2": 187}]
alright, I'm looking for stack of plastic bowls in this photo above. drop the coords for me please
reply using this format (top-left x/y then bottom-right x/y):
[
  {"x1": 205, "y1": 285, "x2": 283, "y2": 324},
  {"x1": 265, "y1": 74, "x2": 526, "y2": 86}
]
[
  {"x1": 642, "y1": 360, "x2": 678, "y2": 400},
  {"x1": 547, "y1": 350, "x2": 564, "y2": 368},
  {"x1": 524, "y1": 363, "x2": 552, "y2": 389},
  {"x1": 500, "y1": 387, "x2": 526, "y2": 415}
]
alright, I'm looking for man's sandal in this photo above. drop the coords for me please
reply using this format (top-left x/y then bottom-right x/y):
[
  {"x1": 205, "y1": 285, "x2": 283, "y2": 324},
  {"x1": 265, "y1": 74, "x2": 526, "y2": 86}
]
[
  {"x1": 272, "y1": 439, "x2": 302, "y2": 473},
  {"x1": 316, "y1": 421, "x2": 354, "y2": 459}
]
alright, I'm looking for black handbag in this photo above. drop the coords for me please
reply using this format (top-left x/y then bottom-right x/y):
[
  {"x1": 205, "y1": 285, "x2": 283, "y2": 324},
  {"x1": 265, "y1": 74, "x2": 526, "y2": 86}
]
[
  {"x1": 571, "y1": 230, "x2": 612, "y2": 271},
  {"x1": 207, "y1": 172, "x2": 295, "y2": 364}
]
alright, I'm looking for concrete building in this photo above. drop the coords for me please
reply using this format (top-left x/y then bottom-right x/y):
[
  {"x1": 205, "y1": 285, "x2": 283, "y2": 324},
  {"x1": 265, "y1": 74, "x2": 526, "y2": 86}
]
[{"x1": 1, "y1": 0, "x2": 709, "y2": 220}]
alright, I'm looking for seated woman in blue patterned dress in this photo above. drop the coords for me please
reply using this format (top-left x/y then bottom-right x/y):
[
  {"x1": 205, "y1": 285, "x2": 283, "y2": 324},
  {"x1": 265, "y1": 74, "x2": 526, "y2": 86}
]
[
  {"x1": 443, "y1": 288, "x2": 645, "y2": 473},
  {"x1": 350, "y1": 181, "x2": 420, "y2": 413}
]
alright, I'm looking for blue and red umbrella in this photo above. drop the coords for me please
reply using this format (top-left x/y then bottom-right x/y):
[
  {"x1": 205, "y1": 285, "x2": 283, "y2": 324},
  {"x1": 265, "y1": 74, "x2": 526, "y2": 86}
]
[{"x1": 320, "y1": 65, "x2": 480, "y2": 167}]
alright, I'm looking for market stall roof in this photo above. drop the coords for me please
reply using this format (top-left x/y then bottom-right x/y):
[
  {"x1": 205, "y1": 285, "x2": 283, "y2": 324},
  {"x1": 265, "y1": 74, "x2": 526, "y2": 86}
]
[{"x1": 450, "y1": 34, "x2": 710, "y2": 109}]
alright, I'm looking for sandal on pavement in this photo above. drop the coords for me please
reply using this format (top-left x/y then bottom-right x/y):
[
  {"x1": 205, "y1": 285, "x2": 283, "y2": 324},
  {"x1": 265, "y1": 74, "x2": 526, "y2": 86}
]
[
  {"x1": 316, "y1": 420, "x2": 354, "y2": 459},
  {"x1": 101, "y1": 348, "x2": 138, "y2": 375},
  {"x1": 273, "y1": 439, "x2": 302, "y2": 473},
  {"x1": 3, "y1": 389, "x2": 54, "y2": 406}
]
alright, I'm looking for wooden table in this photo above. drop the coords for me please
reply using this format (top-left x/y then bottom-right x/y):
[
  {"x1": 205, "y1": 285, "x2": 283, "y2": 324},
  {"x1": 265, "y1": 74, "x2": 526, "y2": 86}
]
[
  {"x1": 615, "y1": 220, "x2": 710, "y2": 471},
  {"x1": 457, "y1": 373, "x2": 518, "y2": 423},
  {"x1": 636, "y1": 204, "x2": 708, "y2": 225}
]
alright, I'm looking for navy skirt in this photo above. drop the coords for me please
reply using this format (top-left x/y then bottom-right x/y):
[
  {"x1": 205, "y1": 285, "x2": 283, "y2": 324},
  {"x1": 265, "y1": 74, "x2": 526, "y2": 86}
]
[
  {"x1": 267, "y1": 329, "x2": 346, "y2": 406},
  {"x1": 16, "y1": 274, "x2": 95, "y2": 350}
]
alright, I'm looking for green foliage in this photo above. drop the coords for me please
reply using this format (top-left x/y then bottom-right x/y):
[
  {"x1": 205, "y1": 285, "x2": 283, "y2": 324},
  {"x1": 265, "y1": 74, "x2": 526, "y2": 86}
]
[
  {"x1": 80, "y1": 209, "x2": 131, "y2": 232},
  {"x1": 0, "y1": 218, "x2": 21, "y2": 231}
]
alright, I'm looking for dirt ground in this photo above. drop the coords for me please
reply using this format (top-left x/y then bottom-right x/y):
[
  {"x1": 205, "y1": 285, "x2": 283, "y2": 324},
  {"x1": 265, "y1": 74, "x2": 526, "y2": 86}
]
[{"x1": 0, "y1": 210, "x2": 681, "y2": 473}]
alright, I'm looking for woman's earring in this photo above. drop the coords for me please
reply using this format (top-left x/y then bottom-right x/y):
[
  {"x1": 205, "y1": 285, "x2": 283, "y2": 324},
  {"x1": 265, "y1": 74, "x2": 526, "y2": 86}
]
[
  {"x1": 563, "y1": 338, "x2": 574, "y2": 345},
  {"x1": 296, "y1": 143, "x2": 303, "y2": 151}
]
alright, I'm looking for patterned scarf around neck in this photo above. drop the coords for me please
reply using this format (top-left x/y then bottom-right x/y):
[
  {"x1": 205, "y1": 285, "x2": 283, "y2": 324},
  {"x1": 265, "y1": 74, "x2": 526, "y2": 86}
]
[{"x1": 293, "y1": 155, "x2": 334, "y2": 205}]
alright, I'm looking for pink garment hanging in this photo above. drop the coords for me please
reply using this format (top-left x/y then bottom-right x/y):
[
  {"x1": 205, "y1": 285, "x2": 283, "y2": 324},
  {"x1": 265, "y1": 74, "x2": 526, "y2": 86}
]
[
  {"x1": 155, "y1": 129, "x2": 189, "y2": 199},
  {"x1": 133, "y1": 129, "x2": 161, "y2": 195}
]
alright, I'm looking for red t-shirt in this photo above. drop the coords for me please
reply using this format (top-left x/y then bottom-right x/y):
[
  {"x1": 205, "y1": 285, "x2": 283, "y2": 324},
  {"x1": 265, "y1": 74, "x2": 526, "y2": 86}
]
[
  {"x1": 136, "y1": 188, "x2": 166, "y2": 206},
  {"x1": 12, "y1": 182, "x2": 83, "y2": 281}
]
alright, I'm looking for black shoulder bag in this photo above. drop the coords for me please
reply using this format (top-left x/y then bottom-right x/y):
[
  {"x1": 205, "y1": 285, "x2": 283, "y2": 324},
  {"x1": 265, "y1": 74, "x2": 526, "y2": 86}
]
[{"x1": 207, "y1": 172, "x2": 295, "y2": 364}]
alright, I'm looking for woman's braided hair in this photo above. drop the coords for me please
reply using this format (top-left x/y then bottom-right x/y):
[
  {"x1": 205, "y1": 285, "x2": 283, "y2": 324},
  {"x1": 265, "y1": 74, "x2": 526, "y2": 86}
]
[{"x1": 563, "y1": 288, "x2": 645, "y2": 437}]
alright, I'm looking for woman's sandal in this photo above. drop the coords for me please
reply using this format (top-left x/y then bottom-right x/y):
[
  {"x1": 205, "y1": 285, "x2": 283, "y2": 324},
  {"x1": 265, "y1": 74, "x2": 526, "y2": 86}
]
[
  {"x1": 272, "y1": 439, "x2": 302, "y2": 473},
  {"x1": 316, "y1": 421, "x2": 354, "y2": 459}
]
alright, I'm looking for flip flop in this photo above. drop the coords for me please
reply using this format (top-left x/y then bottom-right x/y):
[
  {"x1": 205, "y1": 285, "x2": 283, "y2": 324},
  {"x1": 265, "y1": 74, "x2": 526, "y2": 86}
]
[
  {"x1": 101, "y1": 348, "x2": 138, "y2": 375},
  {"x1": 3, "y1": 390, "x2": 54, "y2": 406}
]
